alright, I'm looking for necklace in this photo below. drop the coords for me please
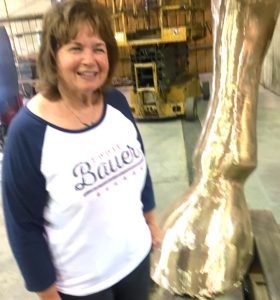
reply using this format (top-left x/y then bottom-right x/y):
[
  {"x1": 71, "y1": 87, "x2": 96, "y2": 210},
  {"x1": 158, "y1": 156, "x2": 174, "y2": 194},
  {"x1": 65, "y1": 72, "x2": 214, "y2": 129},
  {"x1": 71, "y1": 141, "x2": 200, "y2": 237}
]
[{"x1": 62, "y1": 101, "x2": 93, "y2": 127}]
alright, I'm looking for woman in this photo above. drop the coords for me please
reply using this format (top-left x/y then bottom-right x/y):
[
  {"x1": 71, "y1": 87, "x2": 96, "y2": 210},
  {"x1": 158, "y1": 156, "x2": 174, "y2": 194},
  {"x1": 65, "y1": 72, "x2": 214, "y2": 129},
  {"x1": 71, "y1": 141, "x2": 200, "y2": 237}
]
[{"x1": 2, "y1": 1, "x2": 161, "y2": 299}]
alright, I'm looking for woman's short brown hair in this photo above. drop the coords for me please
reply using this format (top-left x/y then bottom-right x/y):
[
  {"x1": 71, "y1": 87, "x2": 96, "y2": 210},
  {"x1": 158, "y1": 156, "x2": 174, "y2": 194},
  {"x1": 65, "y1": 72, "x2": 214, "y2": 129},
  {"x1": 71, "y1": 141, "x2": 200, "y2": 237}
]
[{"x1": 37, "y1": 0, "x2": 119, "y2": 100}]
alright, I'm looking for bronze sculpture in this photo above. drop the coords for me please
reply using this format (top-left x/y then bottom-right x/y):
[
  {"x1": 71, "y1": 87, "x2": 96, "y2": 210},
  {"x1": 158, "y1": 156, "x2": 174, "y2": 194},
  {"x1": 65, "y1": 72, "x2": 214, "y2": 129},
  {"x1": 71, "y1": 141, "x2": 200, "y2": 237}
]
[{"x1": 151, "y1": 0, "x2": 280, "y2": 298}]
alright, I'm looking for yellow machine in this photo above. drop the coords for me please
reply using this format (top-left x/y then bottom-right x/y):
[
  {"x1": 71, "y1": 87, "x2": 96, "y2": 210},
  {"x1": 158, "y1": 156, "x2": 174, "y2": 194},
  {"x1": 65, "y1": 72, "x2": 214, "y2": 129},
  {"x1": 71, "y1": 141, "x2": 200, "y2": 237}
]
[{"x1": 111, "y1": 0, "x2": 207, "y2": 120}]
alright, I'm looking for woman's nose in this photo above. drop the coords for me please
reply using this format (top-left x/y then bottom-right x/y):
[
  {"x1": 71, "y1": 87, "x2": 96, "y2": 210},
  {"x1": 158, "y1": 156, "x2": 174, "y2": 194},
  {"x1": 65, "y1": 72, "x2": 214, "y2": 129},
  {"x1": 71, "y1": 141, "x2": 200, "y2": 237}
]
[{"x1": 82, "y1": 49, "x2": 96, "y2": 64}]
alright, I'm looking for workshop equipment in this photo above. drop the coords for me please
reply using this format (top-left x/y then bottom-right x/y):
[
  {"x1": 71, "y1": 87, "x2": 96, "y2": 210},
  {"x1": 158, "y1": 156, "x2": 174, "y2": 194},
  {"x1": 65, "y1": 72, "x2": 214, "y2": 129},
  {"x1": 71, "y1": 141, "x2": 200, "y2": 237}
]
[{"x1": 111, "y1": 0, "x2": 207, "y2": 120}]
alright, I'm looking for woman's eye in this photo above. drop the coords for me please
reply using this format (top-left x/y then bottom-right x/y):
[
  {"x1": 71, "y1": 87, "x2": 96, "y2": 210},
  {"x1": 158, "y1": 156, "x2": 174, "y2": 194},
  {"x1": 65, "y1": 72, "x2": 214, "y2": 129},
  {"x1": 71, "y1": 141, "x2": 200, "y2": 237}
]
[
  {"x1": 69, "y1": 47, "x2": 82, "y2": 52},
  {"x1": 94, "y1": 47, "x2": 106, "y2": 53}
]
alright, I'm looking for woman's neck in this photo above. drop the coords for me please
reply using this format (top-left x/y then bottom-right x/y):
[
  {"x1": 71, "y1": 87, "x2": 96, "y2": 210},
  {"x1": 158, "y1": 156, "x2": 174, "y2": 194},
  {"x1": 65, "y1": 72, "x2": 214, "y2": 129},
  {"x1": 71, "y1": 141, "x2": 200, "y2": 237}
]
[{"x1": 58, "y1": 84, "x2": 102, "y2": 109}]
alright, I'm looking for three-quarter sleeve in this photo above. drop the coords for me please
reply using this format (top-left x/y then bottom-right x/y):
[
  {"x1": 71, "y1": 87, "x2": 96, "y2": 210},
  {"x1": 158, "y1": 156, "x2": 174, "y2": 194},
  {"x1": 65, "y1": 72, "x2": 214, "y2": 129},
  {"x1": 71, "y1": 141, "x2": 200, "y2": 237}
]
[{"x1": 2, "y1": 109, "x2": 56, "y2": 291}]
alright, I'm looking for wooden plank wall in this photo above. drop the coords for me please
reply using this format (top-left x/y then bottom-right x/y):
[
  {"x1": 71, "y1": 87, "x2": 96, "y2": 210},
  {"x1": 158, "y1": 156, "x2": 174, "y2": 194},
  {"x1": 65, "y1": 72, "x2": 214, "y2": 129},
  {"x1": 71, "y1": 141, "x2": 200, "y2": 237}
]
[{"x1": 188, "y1": 0, "x2": 213, "y2": 75}]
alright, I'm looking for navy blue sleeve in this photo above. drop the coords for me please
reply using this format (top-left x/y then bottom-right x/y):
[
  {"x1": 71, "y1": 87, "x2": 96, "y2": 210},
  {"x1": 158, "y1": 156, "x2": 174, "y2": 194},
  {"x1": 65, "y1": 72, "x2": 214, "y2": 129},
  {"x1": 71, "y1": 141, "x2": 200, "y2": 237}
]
[
  {"x1": 2, "y1": 108, "x2": 56, "y2": 291},
  {"x1": 105, "y1": 87, "x2": 156, "y2": 212}
]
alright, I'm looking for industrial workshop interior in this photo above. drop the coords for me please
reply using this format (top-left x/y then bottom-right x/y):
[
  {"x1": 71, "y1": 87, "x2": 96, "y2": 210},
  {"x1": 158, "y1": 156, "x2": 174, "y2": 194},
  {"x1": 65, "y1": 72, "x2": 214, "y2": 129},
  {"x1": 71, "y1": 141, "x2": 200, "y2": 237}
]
[{"x1": 0, "y1": 0, "x2": 280, "y2": 299}]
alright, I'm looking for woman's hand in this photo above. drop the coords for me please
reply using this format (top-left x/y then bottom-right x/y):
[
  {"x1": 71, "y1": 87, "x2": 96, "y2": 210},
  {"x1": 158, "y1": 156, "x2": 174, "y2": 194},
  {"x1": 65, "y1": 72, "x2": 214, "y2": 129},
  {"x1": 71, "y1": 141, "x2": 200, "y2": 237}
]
[
  {"x1": 144, "y1": 209, "x2": 163, "y2": 249},
  {"x1": 37, "y1": 283, "x2": 61, "y2": 300}
]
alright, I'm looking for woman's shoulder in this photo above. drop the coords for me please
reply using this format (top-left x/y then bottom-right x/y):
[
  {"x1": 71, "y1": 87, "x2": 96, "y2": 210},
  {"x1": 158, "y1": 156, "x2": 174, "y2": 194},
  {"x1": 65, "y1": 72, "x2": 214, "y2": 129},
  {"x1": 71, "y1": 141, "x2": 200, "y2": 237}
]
[
  {"x1": 104, "y1": 87, "x2": 134, "y2": 121},
  {"x1": 7, "y1": 94, "x2": 47, "y2": 143},
  {"x1": 26, "y1": 93, "x2": 45, "y2": 115},
  {"x1": 105, "y1": 87, "x2": 128, "y2": 105}
]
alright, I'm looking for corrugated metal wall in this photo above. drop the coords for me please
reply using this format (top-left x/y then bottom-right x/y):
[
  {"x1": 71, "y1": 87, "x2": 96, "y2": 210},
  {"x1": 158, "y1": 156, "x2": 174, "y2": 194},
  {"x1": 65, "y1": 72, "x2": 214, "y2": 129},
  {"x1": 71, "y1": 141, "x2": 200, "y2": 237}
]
[{"x1": 261, "y1": 13, "x2": 280, "y2": 96}]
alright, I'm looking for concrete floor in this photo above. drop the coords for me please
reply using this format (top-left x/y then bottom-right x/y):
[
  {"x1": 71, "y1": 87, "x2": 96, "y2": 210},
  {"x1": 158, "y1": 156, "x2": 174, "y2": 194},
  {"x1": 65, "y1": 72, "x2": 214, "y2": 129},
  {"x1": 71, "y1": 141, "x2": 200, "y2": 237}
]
[{"x1": 0, "y1": 84, "x2": 279, "y2": 299}]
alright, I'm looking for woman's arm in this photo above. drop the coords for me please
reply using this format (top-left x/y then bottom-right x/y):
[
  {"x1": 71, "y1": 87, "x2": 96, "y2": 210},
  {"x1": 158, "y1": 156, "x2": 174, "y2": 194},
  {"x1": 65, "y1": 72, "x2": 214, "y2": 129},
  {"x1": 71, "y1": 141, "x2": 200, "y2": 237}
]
[
  {"x1": 105, "y1": 88, "x2": 162, "y2": 247},
  {"x1": 2, "y1": 109, "x2": 56, "y2": 292},
  {"x1": 144, "y1": 209, "x2": 162, "y2": 248}
]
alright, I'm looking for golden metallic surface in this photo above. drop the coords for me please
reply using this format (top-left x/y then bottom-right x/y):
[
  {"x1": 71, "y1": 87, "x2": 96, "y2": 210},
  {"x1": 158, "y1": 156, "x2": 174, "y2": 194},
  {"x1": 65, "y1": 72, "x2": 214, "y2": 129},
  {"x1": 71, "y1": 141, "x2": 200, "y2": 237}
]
[{"x1": 151, "y1": 0, "x2": 280, "y2": 298}]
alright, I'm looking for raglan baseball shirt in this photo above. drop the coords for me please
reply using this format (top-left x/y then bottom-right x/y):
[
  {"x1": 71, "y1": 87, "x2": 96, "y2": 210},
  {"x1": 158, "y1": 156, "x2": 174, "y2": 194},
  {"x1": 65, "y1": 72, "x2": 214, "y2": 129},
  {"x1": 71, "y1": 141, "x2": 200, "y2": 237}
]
[{"x1": 2, "y1": 88, "x2": 155, "y2": 296}]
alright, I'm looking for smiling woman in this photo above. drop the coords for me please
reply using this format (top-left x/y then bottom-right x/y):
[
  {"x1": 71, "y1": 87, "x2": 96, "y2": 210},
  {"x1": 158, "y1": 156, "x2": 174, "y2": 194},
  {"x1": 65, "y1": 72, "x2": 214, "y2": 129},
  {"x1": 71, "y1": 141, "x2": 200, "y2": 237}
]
[{"x1": 2, "y1": 1, "x2": 162, "y2": 300}]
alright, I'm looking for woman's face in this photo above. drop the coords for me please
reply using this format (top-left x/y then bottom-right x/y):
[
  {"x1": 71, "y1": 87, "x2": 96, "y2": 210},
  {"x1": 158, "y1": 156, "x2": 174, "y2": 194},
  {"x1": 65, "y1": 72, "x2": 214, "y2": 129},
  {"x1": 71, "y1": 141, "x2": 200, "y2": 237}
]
[{"x1": 56, "y1": 23, "x2": 109, "y2": 97}]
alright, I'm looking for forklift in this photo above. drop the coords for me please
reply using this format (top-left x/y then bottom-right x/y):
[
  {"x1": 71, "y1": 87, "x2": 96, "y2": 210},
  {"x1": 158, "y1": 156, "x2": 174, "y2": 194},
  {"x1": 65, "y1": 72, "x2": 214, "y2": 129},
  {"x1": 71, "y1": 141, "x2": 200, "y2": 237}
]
[{"x1": 111, "y1": 0, "x2": 207, "y2": 120}]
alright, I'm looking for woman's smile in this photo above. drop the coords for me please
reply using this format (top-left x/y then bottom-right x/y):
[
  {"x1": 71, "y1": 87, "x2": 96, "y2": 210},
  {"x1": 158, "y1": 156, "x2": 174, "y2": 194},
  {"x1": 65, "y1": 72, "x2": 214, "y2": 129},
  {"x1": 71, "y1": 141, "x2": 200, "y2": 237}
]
[{"x1": 77, "y1": 70, "x2": 99, "y2": 80}]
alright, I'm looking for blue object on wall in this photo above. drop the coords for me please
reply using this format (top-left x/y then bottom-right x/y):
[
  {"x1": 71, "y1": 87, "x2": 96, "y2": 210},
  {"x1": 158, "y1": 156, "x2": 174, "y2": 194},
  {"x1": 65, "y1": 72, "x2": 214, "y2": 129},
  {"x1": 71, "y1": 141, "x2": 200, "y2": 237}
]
[{"x1": 0, "y1": 26, "x2": 19, "y2": 115}]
